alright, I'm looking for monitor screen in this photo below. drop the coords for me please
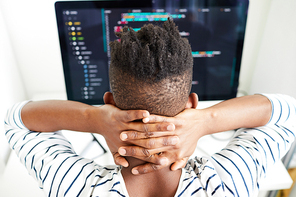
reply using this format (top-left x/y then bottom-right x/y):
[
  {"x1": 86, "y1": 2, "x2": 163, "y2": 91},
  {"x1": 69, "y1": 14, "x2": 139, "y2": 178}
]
[{"x1": 55, "y1": 0, "x2": 249, "y2": 105}]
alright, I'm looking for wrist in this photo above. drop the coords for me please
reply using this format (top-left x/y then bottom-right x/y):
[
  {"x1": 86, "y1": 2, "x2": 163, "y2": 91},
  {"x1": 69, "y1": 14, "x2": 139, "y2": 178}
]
[
  {"x1": 83, "y1": 106, "x2": 102, "y2": 134},
  {"x1": 199, "y1": 108, "x2": 218, "y2": 136}
]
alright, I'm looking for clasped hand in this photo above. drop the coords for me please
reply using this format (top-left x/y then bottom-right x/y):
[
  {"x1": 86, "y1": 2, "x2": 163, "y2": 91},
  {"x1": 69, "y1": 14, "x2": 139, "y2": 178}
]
[{"x1": 99, "y1": 104, "x2": 205, "y2": 175}]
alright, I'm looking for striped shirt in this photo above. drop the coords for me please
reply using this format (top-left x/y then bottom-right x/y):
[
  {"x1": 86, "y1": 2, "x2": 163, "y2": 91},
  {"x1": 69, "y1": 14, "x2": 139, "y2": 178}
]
[{"x1": 4, "y1": 94, "x2": 296, "y2": 197}]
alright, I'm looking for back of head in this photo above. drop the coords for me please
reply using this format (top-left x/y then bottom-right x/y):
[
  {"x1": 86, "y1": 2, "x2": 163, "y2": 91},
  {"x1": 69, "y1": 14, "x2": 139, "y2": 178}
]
[{"x1": 109, "y1": 18, "x2": 193, "y2": 116}]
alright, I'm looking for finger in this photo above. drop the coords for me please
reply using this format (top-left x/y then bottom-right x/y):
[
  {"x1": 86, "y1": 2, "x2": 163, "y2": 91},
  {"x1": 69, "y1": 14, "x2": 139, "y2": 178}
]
[
  {"x1": 127, "y1": 122, "x2": 175, "y2": 133},
  {"x1": 118, "y1": 146, "x2": 171, "y2": 157},
  {"x1": 123, "y1": 136, "x2": 179, "y2": 149},
  {"x1": 131, "y1": 161, "x2": 168, "y2": 175},
  {"x1": 170, "y1": 157, "x2": 189, "y2": 171},
  {"x1": 119, "y1": 110, "x2": 150, "y2": 123},
  {"x1": 120, "y1": 131, "x2": 176, "y2": 141},
  {"x1": 132, "y1": 153, "x2": 169, "y2": 165},
  {"x1": 113, "y1": 152, "x2": 129, "y2": 167},
  {"x1": 144, "y1": 115, "x2": 186, "y2": 128},
  {"x1": 143, "y1": 115, "x2": 171, "y2": 123}
]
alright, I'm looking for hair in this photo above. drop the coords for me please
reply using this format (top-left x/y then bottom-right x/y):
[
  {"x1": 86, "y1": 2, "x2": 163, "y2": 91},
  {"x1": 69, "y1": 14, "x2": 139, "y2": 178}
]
[{"x1": 109, "y1": 18, "x2": 193, "y2": 116}]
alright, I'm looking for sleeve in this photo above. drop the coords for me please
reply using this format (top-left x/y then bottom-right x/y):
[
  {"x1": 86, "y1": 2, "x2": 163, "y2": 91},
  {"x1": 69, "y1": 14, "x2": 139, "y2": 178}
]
[
  {"x1": 4, "y1": 101, "x2": 100, "y2": 197},
  {"x1": 208, "y1": 94, "x2": 296, "y2": 197}
]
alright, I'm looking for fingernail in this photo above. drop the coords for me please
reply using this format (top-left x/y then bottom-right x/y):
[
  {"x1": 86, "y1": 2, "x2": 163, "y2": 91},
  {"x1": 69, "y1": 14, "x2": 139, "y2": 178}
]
[
  {"x1": 132, "y1": 169, "x2": 139, "y2": 175},
  {"x1": 121, "y1": 133, "x2": 128, "y2": 140},
  {"x1": 143, "y1": 117, "x2": 149, "y2": 123},
  {"x1": 118, "y1": 148, "x2": 126, "y2": 155},
  {"x1": 171, "y1": 137, "x2": 179, "y2": 145},
  {"x1": 167, "y1": 124, "x2": 175, "y2": 131}
]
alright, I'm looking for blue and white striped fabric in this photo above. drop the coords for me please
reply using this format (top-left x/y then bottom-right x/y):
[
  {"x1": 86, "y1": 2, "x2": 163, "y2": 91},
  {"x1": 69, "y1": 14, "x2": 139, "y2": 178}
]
[{"x1": 4, "y1": 94, "x2": 296, "y2": 197}]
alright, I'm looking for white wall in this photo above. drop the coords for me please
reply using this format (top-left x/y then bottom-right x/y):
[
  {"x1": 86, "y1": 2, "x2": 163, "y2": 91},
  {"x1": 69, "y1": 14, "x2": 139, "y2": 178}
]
[
  {"x1": 248, "y1": 0, "x2": 296, "y2": 97},
  {"x1": 238, "y1": 0, "x2": 272, "y2": 95},
  {"x1": 0, "y1": 0, "x2": 65, "y2": 99},
  {"x1": 239, "y1": 0, "x2": 296, "y2": 98},
  {"x1": 0, "y1": 6, "x2": 26, "y2": 166}
]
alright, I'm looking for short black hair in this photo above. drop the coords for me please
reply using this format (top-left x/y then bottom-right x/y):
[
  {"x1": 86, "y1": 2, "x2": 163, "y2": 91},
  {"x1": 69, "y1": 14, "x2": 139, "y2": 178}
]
[{"x1": 109, "y1": 18, "x2": 193, "y2": 116}]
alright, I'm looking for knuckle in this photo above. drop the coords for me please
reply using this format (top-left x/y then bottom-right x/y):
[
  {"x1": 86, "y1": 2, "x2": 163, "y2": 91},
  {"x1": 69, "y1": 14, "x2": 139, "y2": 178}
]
[
  {"x1": 129, "y1": 147, "x2": 136, "y2": 156},
  {"x1": 124, "y1": 111, "x2": 132, "y2": 122},
  {"x1": 142, "y1": 168, "x2": 148, "y2": 174},
  {"x1": 143, "y1": 124, "x2": 149, "y2": 132},
  {"x1": 147, "y1": 139, "x2": 155, "y2": 148},
  {"x1": 163, "y1": 137, "x2": 169, "y2": 146},
  {"x1": 151, "y1": 164, "x2": 160, "y2": 171},
  {"x1": 145, "y1": 132, "x2": 153, "y2": 138},
  {"x1": 156, "y1": 124, "x2": 162, "y2": 131},
  {"x1": 131, "y1": 131, "x2": 138, "y2": 139},
  {"x1": 162, "y1": 117, "x2": 168, "y2": 123},
  {"x1": 142, "y1": 148, "x2": 150, "y2": 157}
]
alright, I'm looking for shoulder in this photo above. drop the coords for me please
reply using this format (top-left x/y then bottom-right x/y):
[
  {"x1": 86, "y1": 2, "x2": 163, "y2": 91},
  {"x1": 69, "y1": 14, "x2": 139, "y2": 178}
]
[
  {"x1": 176, "y1": 157, "x2": 231, "y2": 196},
  {"x1": 91, "y1": 166, "x2": 129, "y2": 197}
]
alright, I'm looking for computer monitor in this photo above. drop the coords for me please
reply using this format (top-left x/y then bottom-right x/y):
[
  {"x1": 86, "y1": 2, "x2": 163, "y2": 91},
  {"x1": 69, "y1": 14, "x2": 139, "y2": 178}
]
[{"x1": 55, "y1": 0, "x2": 249, "y2": 105}]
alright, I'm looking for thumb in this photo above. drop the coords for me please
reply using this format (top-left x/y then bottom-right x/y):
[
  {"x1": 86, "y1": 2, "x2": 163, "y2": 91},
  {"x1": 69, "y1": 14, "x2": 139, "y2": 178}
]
[
  {"x1": 170, "y1": 157, "x2": 188, "y2": 171},
  {"x1": 113, "y1": 152, "x2": 129, "y2": 167}
]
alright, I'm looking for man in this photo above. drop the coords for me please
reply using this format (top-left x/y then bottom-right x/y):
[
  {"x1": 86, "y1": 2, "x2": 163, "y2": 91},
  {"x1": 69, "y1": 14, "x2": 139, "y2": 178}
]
[{"x1": 5, "y1": 19, "x2": 296, "y2": 197}]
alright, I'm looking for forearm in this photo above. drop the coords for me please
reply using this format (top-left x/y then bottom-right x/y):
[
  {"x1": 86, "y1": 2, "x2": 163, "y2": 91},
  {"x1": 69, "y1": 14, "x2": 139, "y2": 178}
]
[
  {"x1": 5, "y1": 101, "x2": 98, "y2": 196},
  {"x1": 209, "y1": 94, "x2": 296, "y2": 196},
  {"x1": 21, "y1": 100, "x2": 98, "y2": 133},
  {"x1": 203, "y1": 94, "x2": 272, "y2": 135}
]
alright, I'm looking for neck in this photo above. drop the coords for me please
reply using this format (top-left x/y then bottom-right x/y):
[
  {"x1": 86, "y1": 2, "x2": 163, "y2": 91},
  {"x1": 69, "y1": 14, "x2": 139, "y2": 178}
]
[{"x1": 121, "y1": 157, "x2": 182, "y2": 197}]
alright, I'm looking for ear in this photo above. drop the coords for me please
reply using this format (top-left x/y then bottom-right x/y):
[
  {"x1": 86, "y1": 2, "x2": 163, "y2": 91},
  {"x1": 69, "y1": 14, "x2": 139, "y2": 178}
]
[
  {"x1": 185, "y1": 93, "x2": 198, "y2": 109},
  {"x1": 103, "y1": 92, "x2": 116, "y2": 106}
]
